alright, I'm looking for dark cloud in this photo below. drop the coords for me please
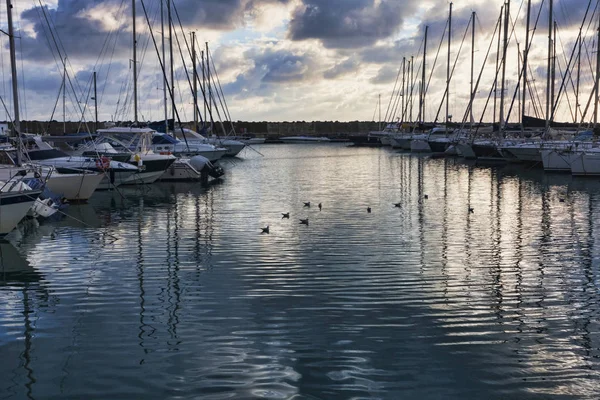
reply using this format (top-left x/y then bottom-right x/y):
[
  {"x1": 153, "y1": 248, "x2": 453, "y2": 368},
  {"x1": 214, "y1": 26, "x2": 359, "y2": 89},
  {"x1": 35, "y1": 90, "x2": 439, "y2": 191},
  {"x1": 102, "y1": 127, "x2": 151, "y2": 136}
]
[
  {"x1": 223, "y1": 47, "x2": 318, "y2": 98},
  {"x1": 370, "y1": 65, "x2": 398, "y2": 84},
  {"x1": 323, "y1": 58, "x2": 360, "y2": 79},
  {"x1": 288, "y1": 0, "x2": 420, "y2": 49}
]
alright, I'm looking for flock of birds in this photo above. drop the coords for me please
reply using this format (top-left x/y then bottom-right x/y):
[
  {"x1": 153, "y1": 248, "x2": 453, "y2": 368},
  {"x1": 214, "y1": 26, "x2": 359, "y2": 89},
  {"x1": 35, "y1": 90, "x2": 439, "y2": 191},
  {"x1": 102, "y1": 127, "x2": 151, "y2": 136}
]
[{"x1": 260, "y1": 196, "x2": 477, "y2": 234}]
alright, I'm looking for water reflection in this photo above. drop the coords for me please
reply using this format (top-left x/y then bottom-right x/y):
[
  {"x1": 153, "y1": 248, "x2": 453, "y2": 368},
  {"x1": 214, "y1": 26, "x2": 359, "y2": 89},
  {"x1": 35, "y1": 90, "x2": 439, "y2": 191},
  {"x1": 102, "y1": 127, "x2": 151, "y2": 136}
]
[{"x1": 2, "y1": 146, "x2": 600, "y2": 398}]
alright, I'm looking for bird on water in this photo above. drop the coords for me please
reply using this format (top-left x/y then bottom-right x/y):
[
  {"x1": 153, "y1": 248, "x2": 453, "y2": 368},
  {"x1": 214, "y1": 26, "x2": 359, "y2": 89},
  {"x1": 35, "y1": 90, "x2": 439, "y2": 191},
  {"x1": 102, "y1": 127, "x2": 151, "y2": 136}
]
[
  {"x1": 393, "y1": 203, "x2": 401, "y2": 208},
  {"x1": 299, "y1": 218, "x2": 309, "y2": 225},
  {"x1": 304, "y1": 202, "x2": 311, "y2": 207},
  {"x1": 367, "y1": 207, "x2": 372, "y2": 213},
  {"x1": 468, "y1": 207, "x2": 474, "y2": 213},
  {"x1": 318, "y1": 203, "x2": 322, "y2": 211},
  {"x1": 261, "y1": 226, "x2": 270, "y2": 234},
  {"x1": 282, "y1": 212, "x2": 290, "y2": 219},
  {"x1": 424, "y1": 195, "x2": 429, "y2": 199}
]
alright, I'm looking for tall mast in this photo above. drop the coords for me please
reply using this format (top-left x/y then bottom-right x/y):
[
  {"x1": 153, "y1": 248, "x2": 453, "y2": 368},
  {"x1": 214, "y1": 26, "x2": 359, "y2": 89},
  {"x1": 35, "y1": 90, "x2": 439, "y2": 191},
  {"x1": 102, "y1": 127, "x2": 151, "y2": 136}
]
[
  {"x1": 576, "y1": 35, "x2": 582, "y2": 123},
  {"x1": 201, "y1": 50, "x2": 206, "y2": 123},
  {"x1": 446, "y1": 2, "x2": 452, "y2": 133},
  {"x1": 7, "y1": 0, "x2": 21, "y2": 164},
  {"x1": 168, "y1": 0, "x2": 175, "y2": 127},
  {"x1": 546, "y1": 0, "x2": 553, "y2": 131},
  {"x1": 401, "y1": 57, "x2": 406, "y2": 123},
  {"x1": 378, "y1": 94, "x2": 381, "y2": 130},
  {"x1": 62, "y1": 57, "x2": 66, "y2": 134},
  {"x1": 132, "y1": 0, "x2": 138, "y2": 124},
  {"x1": 595, "y1": 15, "x2": 600, "y2": 126},
  {"x1": 421, "y1": 26, "x2": 428, "y2": 124},
  {"x1": 499, "y1": 0, "x2": 509, "y2": 131},
  {"x1": 192, "y1": 32, "x2": 198, "y2": 131},
  {"x1": 161, "y1": 0, "x2": 168, "y2": 133},
  {"x1": 410, "y1": 55, "x2": 414, "y2": 123},
  {"x1": 206, "y1": 42, "x2": 212, "y2": 132},
  {"x1": 470, "y1": 12, "x2": 475, "y2": 127},
  {"x1": 494, "y1": 5, "x2": 503, "y2": 127},
  {"x1": 93, "y1": 71, "x2": 98, "y2": 132},
  {"x1": 550, "y1": 20, "x2": 556, "y2": 123},
  {"x1": 522, "y1": 0, "x2": 531, "y2": 126}
]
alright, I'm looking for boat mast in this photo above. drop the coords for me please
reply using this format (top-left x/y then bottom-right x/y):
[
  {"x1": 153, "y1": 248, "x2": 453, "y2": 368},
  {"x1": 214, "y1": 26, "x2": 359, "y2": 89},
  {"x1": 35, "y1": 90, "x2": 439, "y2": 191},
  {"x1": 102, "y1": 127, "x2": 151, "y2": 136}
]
[
  {"x1": 201, "y1": 50, "x2": 206, "y2": 123},
  {"x1": 192, "y1": 32, "x2": 198, "y2": 132},
  {"x1": 161, "y1": 0, "x2": 168, "y2": 133},
  {"x1": 499, "y1": 0, "x2": 509, "y2": 132},
  {"x1": 6, "y1": 0, "x2": 21, "y2": 165},
  {"x1": 410, "y1": 55, "x2": 414, "y2": 123},
  {"x1": 446, "y1": 2, "x2": 452, "y2": 134},
  {"x1": 132, "y1": 0, "x2": 138, "y2": 124},
  {"x1": 595, "y1": 15, "x2": 600, "y2": 126},
  {"x1": 545, "y1": 0, "x2": 553, "y2": 131},
  {"x1": 378, "y1": 94, "x2": 381, "y2": 130},
  {"x1": 401, "y1": 57, "x2": 406, "y2": 124},
  {"x1": 494, "y1": 5, "x2": 502, "y2": 127},
  {"x1": 206, "y1": 42, "x2": 212, "y2": 133},
  {"x1": 522, "y1": 0, "x2": 531, "y2": 129},
  {"x1": 168, "y1": 0, "x2": 175, "y2": 128},
  {"x1": 551, "y1": 20, "x2": 556, "y2": 123},
  {"x1": 422, "y1": 25, "x2": 428, "y2": 125},
  {"x1": 470, "y1": 12, "x2": 475, "y2": 128},
  {"x1": 576, "y1": 35, "x2": 582, "y2": 123},
  {"x1": 63, "y1": 57, "x2": 66, "y2": 134},
  {"x1": 93, "y1": 71, "x2": 98, "y2": 132}
]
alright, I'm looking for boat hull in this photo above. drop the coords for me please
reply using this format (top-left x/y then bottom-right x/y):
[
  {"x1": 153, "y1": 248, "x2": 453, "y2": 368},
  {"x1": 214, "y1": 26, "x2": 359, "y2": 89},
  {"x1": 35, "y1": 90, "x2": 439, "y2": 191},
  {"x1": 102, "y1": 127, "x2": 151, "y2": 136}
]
[
  {"x1": 45, "y1": 173, "x2": 103, "y2": 201},
  {"x1": 0, "y1": 191, "x2": 41, "y2": 236}
]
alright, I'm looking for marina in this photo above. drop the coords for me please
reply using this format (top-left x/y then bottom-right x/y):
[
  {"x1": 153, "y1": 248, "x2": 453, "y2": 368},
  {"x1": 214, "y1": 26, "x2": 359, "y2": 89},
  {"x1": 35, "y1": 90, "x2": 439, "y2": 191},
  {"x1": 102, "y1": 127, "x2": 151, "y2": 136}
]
[
  {"x1": 2, "y1": 0, "x2": 600, "y2": 398},
  {"x1": 3, "y1": 143, "x2": 600, "y2": 398}
]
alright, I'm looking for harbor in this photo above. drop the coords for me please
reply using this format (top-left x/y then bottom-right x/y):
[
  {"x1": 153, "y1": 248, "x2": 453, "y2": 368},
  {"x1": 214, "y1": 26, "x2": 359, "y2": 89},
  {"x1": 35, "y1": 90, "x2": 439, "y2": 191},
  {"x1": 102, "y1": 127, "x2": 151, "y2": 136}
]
[
  {"x1": 3, "y1": 143, "x2": 600, "y2": 399},
  {"x1": 3, "y1": 0, "x2": 600, "y2": 398}
]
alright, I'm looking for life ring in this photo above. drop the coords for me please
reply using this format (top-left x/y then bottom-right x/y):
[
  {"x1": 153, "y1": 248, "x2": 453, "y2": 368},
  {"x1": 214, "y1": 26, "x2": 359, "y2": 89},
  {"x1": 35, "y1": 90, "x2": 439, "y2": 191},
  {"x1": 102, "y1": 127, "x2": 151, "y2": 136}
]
[{"x1": 95, "y1": 156, "x2": 110, "y2": 170}]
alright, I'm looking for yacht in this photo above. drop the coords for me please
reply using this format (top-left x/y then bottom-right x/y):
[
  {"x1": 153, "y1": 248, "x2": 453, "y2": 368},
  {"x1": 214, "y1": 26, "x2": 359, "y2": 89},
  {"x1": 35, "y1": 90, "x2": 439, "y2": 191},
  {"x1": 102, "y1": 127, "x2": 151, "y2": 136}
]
[
  {"x1": 152, "y1": 131, "x2": 228, "y2": 161},
  {"x1": 171, "y1": 128, "x2": 245, "y2": 157},
  {"x1": 0, "y1": 171, "x2": 43, "y2": 236}
]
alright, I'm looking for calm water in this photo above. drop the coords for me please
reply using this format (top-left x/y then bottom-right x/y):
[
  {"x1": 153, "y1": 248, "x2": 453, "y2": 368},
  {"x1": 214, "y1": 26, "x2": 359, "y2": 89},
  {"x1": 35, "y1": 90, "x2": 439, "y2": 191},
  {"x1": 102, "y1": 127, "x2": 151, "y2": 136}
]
[{"x1": 2, "y1": 144, "x2": 600, "y2": 399}]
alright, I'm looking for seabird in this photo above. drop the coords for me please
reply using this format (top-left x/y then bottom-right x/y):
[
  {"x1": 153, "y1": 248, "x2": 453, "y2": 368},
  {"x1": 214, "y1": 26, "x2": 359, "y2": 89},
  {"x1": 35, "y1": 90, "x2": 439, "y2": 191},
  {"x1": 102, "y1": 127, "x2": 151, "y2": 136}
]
[
  {"x1": 318, "y1": 203, "x2": 322, "y2": 211},
  {"x1": 282, "y1": 212, "x2": 290, "y2": 219},
  {"x1": 559, "y1": 198, "x2": 565, "y2": 203},
  {"x1": 393, "y1": 203, "x2": 401, "y2": 208},
  {"x1": 299, "y1": 218, "x2": 309, "y2": 225},
  {"x1": 261, "y1": 225, "x2": 270, "y2": 234},
  {"x1": 367, "y1": 207, "x2": 372, "y2": 213},
  {"x1": 424, "y1": 195, "x2": 429, "y2": 199},
  {"x1": 304, "y1": 202, "x2": 311, "y2": 207},
  {"x1": 468, "y1": 207, "x2": 474, "y2": 213}
]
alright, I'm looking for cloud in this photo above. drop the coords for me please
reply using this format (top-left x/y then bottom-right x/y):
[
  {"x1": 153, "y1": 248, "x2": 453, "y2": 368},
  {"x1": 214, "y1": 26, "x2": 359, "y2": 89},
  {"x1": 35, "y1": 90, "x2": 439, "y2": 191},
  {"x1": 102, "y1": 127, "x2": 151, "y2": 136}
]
[
  {"x1": 288, "y1": 0, "x2": 420, "y2": 49},
  {"x1": 323, "y1": 58, "x2": 360, "y2": 79},
  {"x1": 370, "y1": 65, "x2": 399, "y2": 84}
]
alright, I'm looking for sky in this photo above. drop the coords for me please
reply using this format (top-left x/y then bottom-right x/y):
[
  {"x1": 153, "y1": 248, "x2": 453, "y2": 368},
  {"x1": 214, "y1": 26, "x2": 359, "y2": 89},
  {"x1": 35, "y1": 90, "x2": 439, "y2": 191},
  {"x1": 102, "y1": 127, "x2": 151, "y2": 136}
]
[{"x1": 0, "y1": 0, "x2": 597, "y2": 125}]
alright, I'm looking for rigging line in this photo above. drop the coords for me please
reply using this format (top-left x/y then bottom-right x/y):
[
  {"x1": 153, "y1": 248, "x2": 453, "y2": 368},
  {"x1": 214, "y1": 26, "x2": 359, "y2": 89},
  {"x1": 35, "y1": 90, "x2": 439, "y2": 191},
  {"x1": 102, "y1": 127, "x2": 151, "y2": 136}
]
[
  {"x1": 207, "y1": 53, "x2": 232, "y2": 135},
  {"x1": 505, "y1": 0, "x2": 540, "y2": 124},
  {"x1": 521, "y1": 0, "x2": 547, "y2": 121},
  {"x1": 208, "y1": 48, "x2": 238, "y2": 134},
  {"x1": 556, "y1": 55, "x2": 576, "y2": 122},
  {"x1": 383, "y1": 62, "x2": 402, "y2": 124},
  {"x1": 580, "y1": 1, "x2": 600, "y2": 88},
  {"x1": 552, "y1": 2, "x2": 593, "y2": 121},
  {"x1": 433, "y1": 12, "x2": 474, "y2": 124},
  {"x1": 171, "y1": 0, "x2": 212, "y2": 126},
  {"x1": 457, "y1": 9, "x2": 501, "y2": 130},
  {"x1": 424, "y1": 18, "x2": 448, "y2": 97},
  {"x1": 139, "y1": 0, "x2": 190, "y2": 149},
  {"x1": 35, "y1": 1, "x2": 94, "y2": 132}
]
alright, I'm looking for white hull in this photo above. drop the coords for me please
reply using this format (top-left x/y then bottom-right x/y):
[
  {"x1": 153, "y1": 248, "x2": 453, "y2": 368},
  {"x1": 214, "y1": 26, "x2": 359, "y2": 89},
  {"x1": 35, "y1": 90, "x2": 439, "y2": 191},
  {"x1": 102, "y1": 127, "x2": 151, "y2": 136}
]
[
  {"x1": 390, "y1": 136, "x2": 411, "y2": 149},
  {"x1": 121, "y1": 170, "x2": 165, "y2": 185},
  {"x1": 0, "y1": 194, "x2": 39, "y2": 235},
  {"x1": 159, "y1": 160, "x2": 202, "y2": 181},
  {"x1": 541, "y1": 149, "x2": 576, "y2": 172},
  {"x1": 97, "y1": 171, "x2": 137, "y2": 190},
  {"x1": 571, "y1": 152, "x2": 600, "y2": 176},
  {"x1": 45, "y1": 173, "x2": 103, "y2": 201},
  {"x1": 411, "y1": 139, "x2": 431, "y2": 153},
  {"x1": 501, "y1": 145, "x2": 541, "y2": 162},
  {"x1": 456, "y1": 143, "x2": 476, "y2": 159}
]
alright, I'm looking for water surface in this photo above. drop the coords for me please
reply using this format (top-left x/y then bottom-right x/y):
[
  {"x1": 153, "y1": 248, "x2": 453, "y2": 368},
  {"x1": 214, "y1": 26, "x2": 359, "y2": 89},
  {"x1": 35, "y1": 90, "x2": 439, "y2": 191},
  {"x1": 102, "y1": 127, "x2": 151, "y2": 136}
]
[{"x1": 2, "y1": 144, "x2": 600, "y2": 399}]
